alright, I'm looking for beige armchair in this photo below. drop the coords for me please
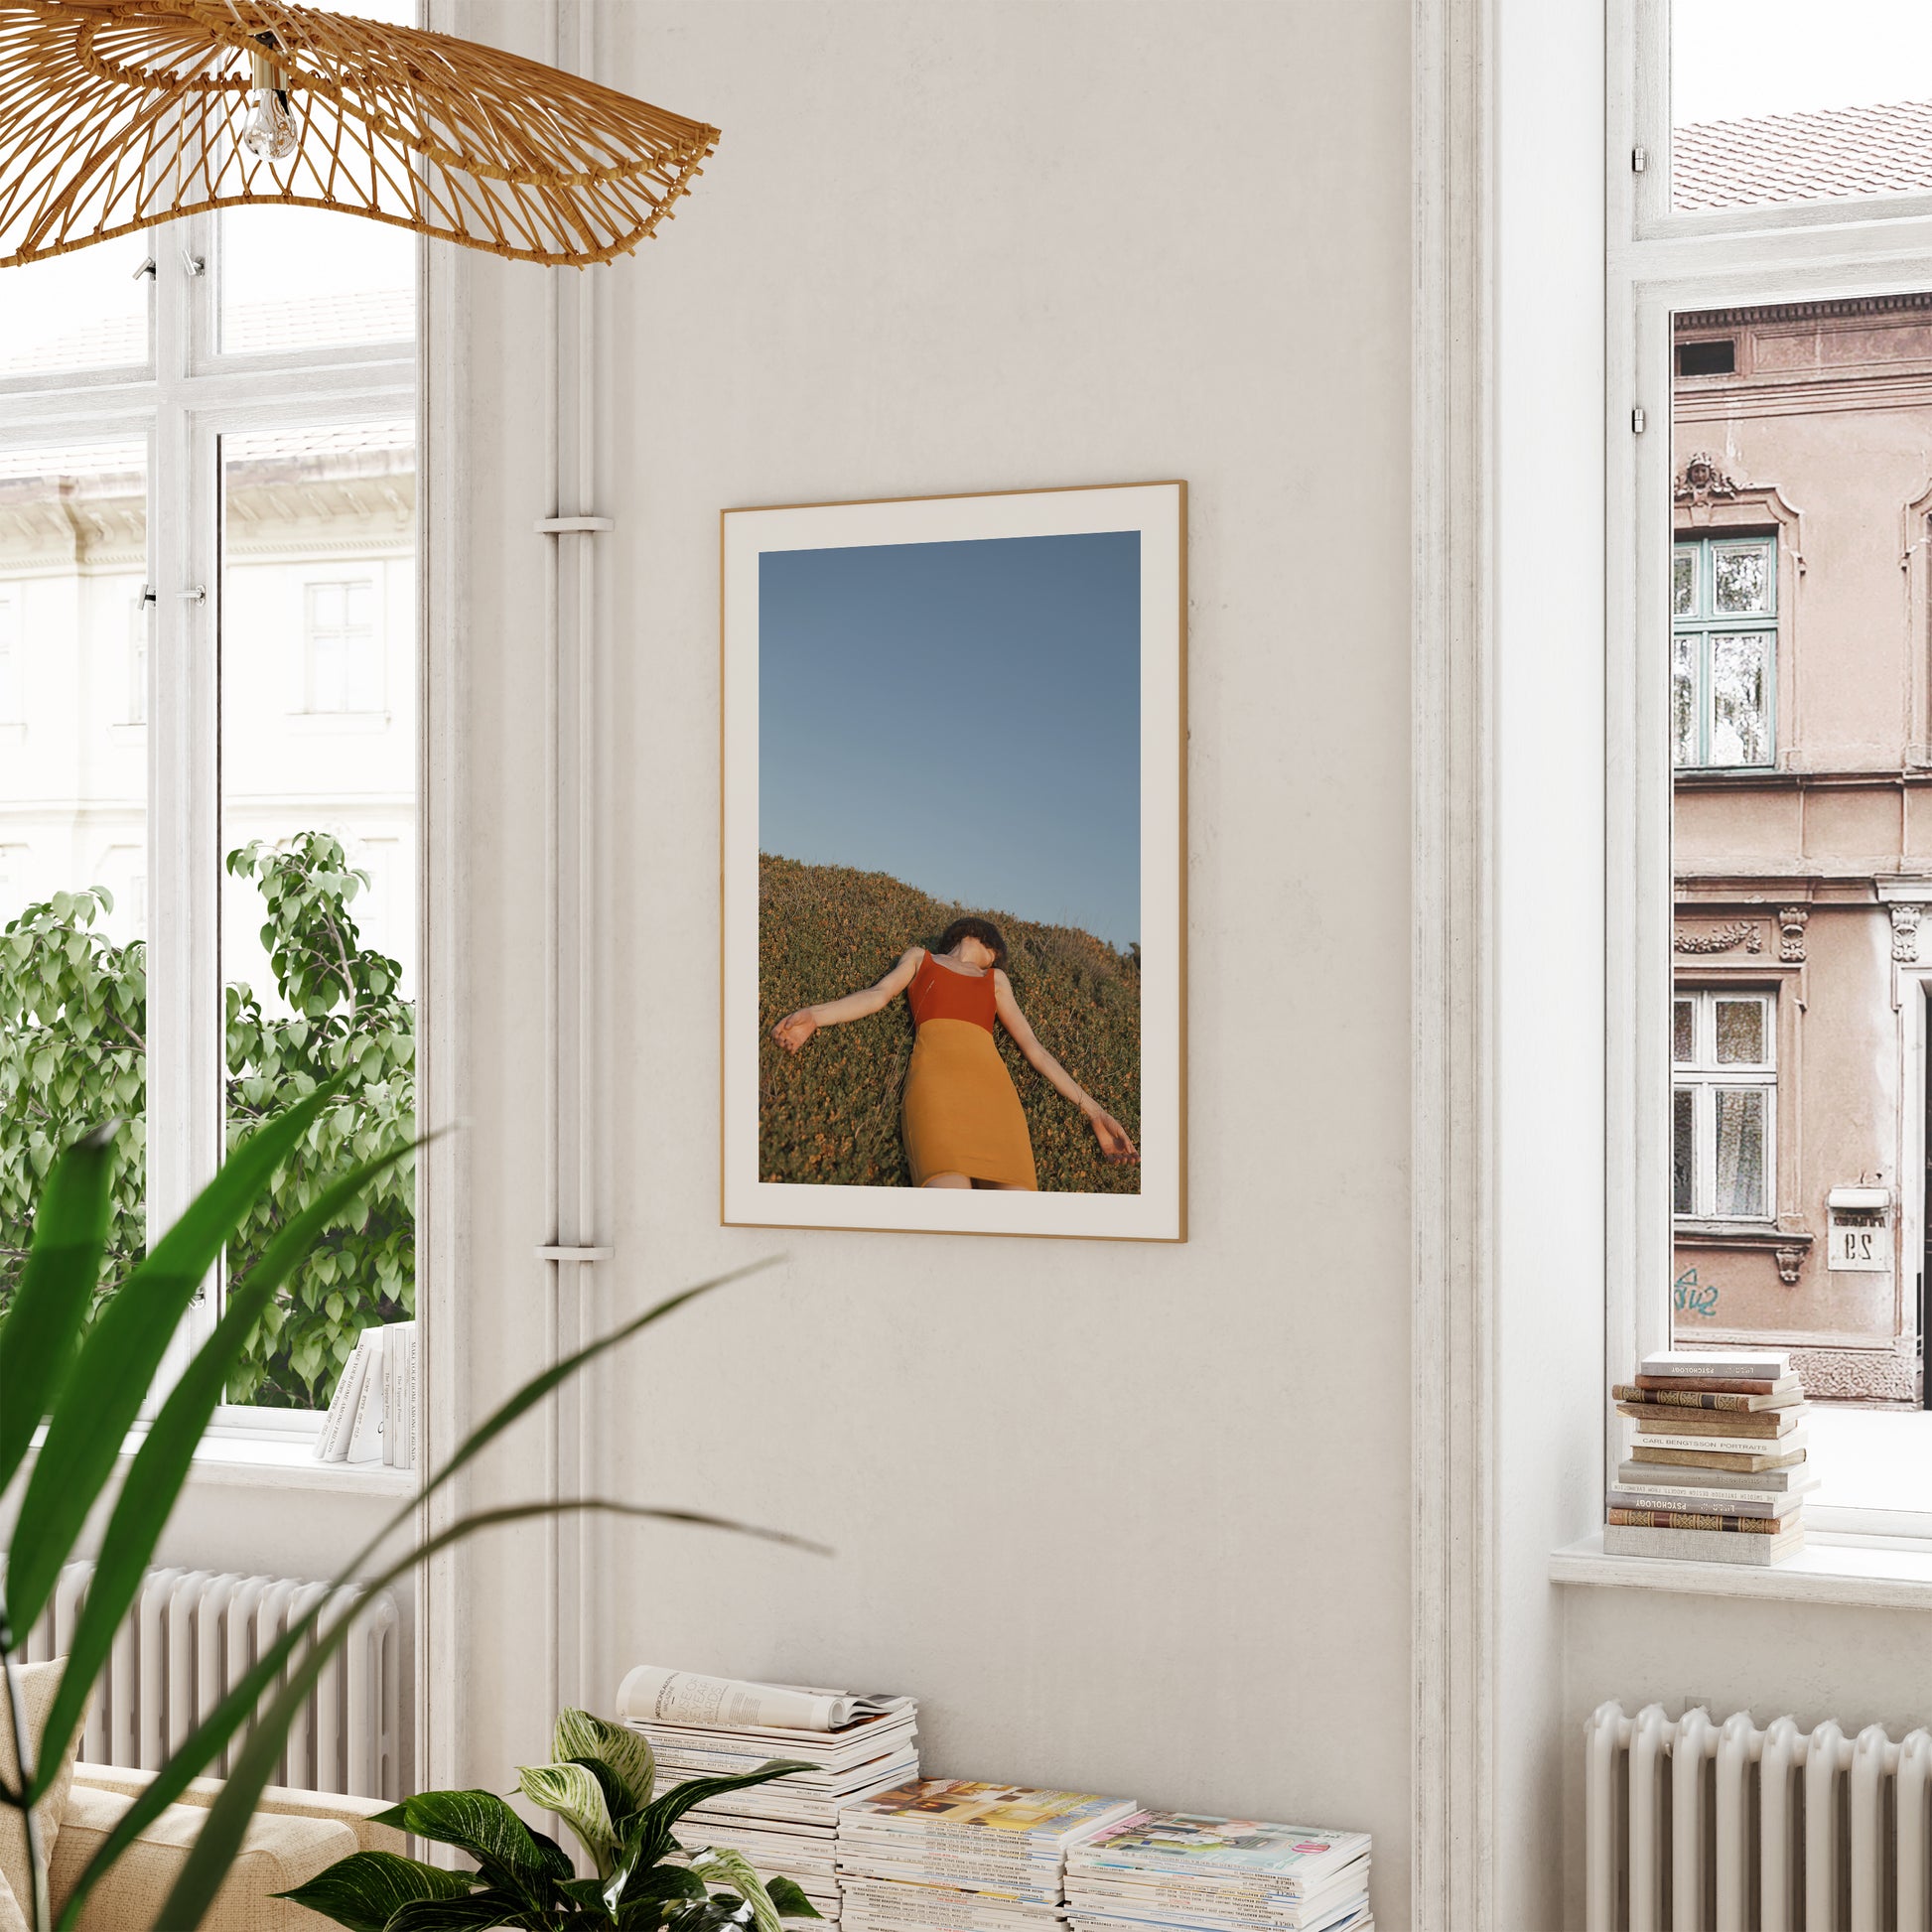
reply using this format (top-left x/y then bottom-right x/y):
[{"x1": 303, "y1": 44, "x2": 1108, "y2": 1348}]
[
  {"x1": 2, "y1": 1660, "x2": 405, "y2": 1932},
  {"x1": 50, "y1": 1763, "x2": 403, "y2": 1932}
]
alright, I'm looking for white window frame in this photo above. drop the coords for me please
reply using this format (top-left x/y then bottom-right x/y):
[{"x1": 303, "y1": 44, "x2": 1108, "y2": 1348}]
[
  {"x1": 1607, "y1": 0, "x2": 1932, "y2": 1532},
  {"x1": 0, "y1": 210, "x2": 420, "y2": 1427},
  {"x1": 1672, "y1": 987, "x2": 1777, "y2": 1221},
  {"x1": 1671, "y1": 532, "x2": 1776, "y2": 768}
]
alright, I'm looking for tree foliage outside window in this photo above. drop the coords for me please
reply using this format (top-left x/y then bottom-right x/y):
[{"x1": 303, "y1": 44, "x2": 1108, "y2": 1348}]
[{"x1": 0, "y1": 832, "x2": 413, "y2": 1409}]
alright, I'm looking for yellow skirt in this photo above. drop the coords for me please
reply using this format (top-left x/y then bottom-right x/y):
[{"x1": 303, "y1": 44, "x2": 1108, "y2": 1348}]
[{"x1": 901, "y1": 1019, "x2": 1038, "y2": 1189}]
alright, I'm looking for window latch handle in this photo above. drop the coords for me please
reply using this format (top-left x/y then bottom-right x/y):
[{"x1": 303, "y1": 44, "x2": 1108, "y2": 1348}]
[{"x1": 177, "y1": 586, "x2": 207, "y2": 604}]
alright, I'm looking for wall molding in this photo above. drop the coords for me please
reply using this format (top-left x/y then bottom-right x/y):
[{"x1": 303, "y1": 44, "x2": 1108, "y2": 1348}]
[{"x1": 1411, "y1": 0, "x2": 1497, "y2": 1921}]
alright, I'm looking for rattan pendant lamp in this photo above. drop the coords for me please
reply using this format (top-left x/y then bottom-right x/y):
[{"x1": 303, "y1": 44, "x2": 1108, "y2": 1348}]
[{"x1": 0, "y1": 0, "x2": 720, "y2": 270}]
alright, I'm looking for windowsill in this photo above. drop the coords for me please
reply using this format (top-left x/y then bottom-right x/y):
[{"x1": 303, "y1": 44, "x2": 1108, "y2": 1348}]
[
  {"x1": 1552, "y1": 1529, "x2": 1932, "y2": 1609},
  {"x1": 179, "y1": 1420, "x2": 416, "y2": 1495},
  {"x1": 25, "y1": 1417, "x2": 417, "y2": 1497},
  {"x1": 1673, "y1": 1219, "x2": 1804, "y2": 1246}
]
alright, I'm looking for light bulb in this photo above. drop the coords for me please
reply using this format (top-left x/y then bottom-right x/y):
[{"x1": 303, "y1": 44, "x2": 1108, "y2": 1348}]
[{"x1": 241, "y1": 42, "x2": 299, "y2": 162}]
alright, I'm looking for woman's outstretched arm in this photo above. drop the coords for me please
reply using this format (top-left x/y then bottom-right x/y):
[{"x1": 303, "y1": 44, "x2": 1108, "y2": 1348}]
[
  {"x1": 992, "y1": 971, "x2": 1139, "y2": 1167},
  {"x1": 771, "y1": 947, "x2": 922, "y2": 1053}
]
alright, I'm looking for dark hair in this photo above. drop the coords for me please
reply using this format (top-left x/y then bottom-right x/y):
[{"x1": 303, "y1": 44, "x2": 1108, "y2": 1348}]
[{"x1": 936, "y1": 915, "x2": 1009, "y2": 971}]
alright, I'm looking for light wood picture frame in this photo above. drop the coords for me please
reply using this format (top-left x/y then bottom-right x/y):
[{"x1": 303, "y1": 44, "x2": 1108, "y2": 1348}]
[{"x1": 721, "y1": 481, "x2": 1185, "y2": 1241}]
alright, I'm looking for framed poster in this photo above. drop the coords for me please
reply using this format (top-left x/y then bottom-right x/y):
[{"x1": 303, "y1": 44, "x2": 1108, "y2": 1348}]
[{"x1": 721, "y1": 481, "x2": 1185, "y2": 1241}]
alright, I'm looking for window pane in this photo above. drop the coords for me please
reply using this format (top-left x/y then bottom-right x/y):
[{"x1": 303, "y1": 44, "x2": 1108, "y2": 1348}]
[
  {"x1": 1673, "y1": 635, "x2": 1698, "y2": 765},
  {"x1": 1673, "y1": 0, "x2": 1932, "y2": 211},
  {"x1": 1709, "y1": 633, "x2": 1770, "y2": 765},
  {"x1": 218, "y1": 207, "x2": 416, "y2": 356},
  {"x1": 1715, "y1": 997, "x2": 1766, "y2": 1065},
  {"x1": 219, "y1": 423, "x2": 417, "y2": 1409},
  {"x1": 1712, "y1": 543, "x2": 1771, "y2": 615},
  {"x1": 1673, "y1": 548, "x2": 1698, "y2": 618},
  {"x1": 1713, "y1": 1088, "x2": 1767, "y2": 1217},
  {"x1": 1674, "y1": 1088, "x2": 1696, "y2": 1212},
  {"x1": 0, "y1": 247, "x2": 151, "y2": 379},
  {"x1": 1674, "y1": 997, "x2": 1695, "y2": 1063},
  {"x1": 0, "y1": 441, "x2": 149, "y2": 1333}
]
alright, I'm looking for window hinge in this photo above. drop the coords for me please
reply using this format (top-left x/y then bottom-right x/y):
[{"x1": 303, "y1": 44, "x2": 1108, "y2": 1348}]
[
  {"x1": 533, "y1": 515, "x2": 615, "y2": 535},
  {"x1": 182, "y1": 251, "x2": 206, "y2": 278},
  {"x1": 1632, "y1": 145, "x2": 1648, "y2": 174},
  {"x1": 1632, "y1": 406, "x2": 1647, "y2": 434},
  {"x1": 535, "y1": 1244, "x2": 614, "y2": 1263},
  {"x1": 140, "y1": 585, "x2": 156, "y2": 605}
]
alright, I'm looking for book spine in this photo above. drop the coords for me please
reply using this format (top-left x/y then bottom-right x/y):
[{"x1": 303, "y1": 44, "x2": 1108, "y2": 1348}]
[
  {"x1": 1605, "y1": 1508, "x2": 1784, "y2": 1533},
  {"x1": 1607, "y1": 1488, "x2": 1788, "y2": 1515},
  {"x1": 345, "y1": 1332, "x2": 387, "y2": 1463},
  {"x1": 1630, "y1": 1430, "x2": 1806, "y2": 1454},
  {"x1": 319, "y1": 1333, "x2": 372, "y2": 1462},
  {"x1": 315, "y1": 1358, "x2": 350, "y2": 1461},
  {"x1": 1613, "y1": 1386, "x2": 1763, "y2": 1411},
  {"x1": 1632, "y1": 1375, "x2": 1786, "y2": 1395},
  {"x1": 382, "y1": 1325, "x2": 399, "y2": 1467},
  {"x1": 1602, "y1": 1522, "x2": 1800, "y2": 1564},
  {"x1": 1621, "y1": 1407, "x2": 1799, "y2": 1436}
]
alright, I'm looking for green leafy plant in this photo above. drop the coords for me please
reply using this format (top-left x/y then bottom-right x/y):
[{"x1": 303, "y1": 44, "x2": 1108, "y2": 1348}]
[
  {"x1": 0, "y1": 832, "x2": 417, "y2": 1410},
  {"x1": 758, "y1": 853, "x2": 1141, "y2": 1192},
  {"x1": 0, "y1": 1106, "x2": 802, "y2": 1932},
  {"x1": 282, "y1": 1706, "x2": 822, "y2": 1932}
]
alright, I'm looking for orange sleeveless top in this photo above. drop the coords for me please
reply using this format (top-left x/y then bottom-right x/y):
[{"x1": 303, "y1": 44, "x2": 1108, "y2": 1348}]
[{"x1": 907, "y1": 950, "x2": 997, "y2": 1034}]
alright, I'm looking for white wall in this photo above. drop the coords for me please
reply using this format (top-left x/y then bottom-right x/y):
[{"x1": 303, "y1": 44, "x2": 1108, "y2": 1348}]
[{"x1": 445, "y1": 0, "x2": 1416, "y2": 1922}]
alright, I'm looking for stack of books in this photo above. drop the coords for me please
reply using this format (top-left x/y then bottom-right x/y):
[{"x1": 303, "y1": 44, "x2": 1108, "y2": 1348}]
[
  {"x1": 1065, "y1": 1813, "x2": 1372, "y2": 1932},
  {"x1": 1603, "y1": 1347, "x2": 1815, "y2": 1566},
  {"x1": 615, "y1": 1668, "x2": 920, "y2": 1921},
  {"x1": 313, "y1": 1319, "x2": 416, "y2": 1468},
  {"x1": 837, "y1": 1781, "x2": 1140, "y2": 1932}
]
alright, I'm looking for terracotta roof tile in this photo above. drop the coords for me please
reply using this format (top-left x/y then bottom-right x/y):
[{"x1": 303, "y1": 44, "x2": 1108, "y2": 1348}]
[{"x1": 1674, "y1": 98, "x2": 1932, "y2": 209}]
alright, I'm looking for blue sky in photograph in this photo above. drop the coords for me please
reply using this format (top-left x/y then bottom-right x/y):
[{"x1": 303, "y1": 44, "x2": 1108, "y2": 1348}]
[{"x1": 759, "y1": 530, "x2": 1141, "y2": 948}]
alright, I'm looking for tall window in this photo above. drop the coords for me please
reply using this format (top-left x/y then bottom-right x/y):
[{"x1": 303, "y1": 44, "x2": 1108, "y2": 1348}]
[
  {"x1": 1616, "y1": 0, "x2": 1932, "y2": 1495},
  {"x1": 1672, "y1": 534, "x2": 1774, "y2": 768},
  {"x1": 1672, "y1": 989, "x2": 1775, "y2": 1220},
  {"x1": 0, "y1": 185, "x2": 418, "y2": 1418}
]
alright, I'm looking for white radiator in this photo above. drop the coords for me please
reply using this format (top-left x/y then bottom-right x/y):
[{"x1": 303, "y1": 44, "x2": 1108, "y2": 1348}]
[
  {"x1": 18, "y1": 1563, "x2": 399, "y2": 1799},
  {"x1": 1587, "y1": 1700, "x2": 1932, "y2": 1931}
]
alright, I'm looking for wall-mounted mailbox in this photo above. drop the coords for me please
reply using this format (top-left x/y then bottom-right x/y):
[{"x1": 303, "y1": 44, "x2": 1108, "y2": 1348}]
[{"x1": 1826, "y1": 1185, "x2": 1891, "y2": 1272}]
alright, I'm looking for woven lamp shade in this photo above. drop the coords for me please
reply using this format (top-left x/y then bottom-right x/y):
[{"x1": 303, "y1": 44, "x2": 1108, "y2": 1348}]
[{"x1": 0, "y1": 0, "x2": 720, "y2": 269}]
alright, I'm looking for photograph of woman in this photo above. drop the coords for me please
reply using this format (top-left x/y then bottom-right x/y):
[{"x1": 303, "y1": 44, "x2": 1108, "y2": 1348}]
[
  {"x1": 771, "y1": 915, "x2": 1139, "y2": 1189},
  {"x1": 722, "y1": 481, "x2": 1184, "y2": 1239}
]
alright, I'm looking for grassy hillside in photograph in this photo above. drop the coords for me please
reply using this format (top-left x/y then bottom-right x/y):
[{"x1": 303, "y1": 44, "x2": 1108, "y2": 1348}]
[{"x1": 759, "y1": 853, "x2": 1141, "y2": 1192}]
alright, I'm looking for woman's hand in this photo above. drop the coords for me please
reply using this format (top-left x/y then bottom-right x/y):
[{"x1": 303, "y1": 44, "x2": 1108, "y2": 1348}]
[
  {"x1": 771, "y1": 1009, "x2": 819, "y2": 1053},
  {"x1": 1086, "y1": 1107, "x2": 1139, "y2": 1166}
]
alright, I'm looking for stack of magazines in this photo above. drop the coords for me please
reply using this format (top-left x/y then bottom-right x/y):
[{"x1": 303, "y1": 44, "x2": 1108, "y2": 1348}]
[
  {"x1": 1604, "y1": 1347, "x2": 1813, "y2": 1566},
  {"x1": 1065, "y1": 1813, "x2": 1373, "y2": 1932},
  {"x1": 837, "y1": 1780, "x2": 1140, "y2": 1932},
  {"x1": 615, "y1": 1667, "x2": 920, "y2": 1921}
]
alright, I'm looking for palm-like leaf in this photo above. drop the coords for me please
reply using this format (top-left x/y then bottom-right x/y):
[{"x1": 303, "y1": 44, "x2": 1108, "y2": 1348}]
[{"x1": 0, "y1": 1115, "x2": 811, "y2": 1932}]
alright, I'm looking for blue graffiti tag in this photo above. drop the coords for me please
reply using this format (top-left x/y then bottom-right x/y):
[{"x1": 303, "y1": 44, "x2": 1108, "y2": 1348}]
[{"x1": 1674, "y1": 1266, "x2": 1720, "y2": 1319}]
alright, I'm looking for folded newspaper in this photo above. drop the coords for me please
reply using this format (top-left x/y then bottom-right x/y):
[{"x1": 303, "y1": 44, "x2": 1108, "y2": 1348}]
[{"x1": 617, "y1": 1665, "x2": 901, "y2": 1734}]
